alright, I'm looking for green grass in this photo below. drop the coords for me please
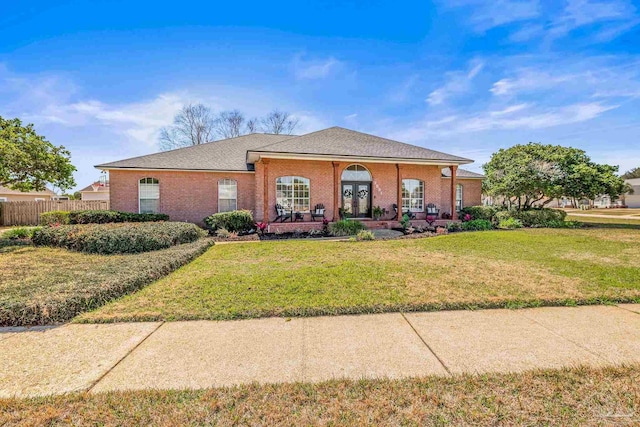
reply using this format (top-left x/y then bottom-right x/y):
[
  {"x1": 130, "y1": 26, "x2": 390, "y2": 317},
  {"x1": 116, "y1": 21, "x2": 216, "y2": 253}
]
[
  {"x1": 0, "y1": 239, "x2": 214, "y2": 326},
  {"x1": 2, "y1": 365, "x2": 639, "y2": 426},
  {"x1": 78, "y1": 228, "x2": 640, "y2": 323},
  {"x1": 567, "y1": 215, "x2": 640, "y2": 229}
]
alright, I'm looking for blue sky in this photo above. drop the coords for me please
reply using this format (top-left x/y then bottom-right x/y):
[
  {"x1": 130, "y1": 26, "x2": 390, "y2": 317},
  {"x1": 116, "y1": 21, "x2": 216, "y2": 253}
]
[{"x1": 1, "y1": 0, "x2": 639, "y2": 190}]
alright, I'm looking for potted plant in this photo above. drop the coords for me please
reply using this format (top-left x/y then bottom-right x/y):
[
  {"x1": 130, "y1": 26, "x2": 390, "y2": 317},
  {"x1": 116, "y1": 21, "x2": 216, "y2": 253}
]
[{"x1": 372, "y1": 205, "x2": 386, "y2": 220}]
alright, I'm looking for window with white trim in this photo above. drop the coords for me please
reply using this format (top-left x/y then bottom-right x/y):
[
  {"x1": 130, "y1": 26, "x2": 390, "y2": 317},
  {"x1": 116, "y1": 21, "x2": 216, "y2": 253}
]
[
  {"x1": 218, "y1": 179, "x2": 237, "y2": 212},
  {"x1": 276, "y1": 176, "x2": 310, "y2": 212},
  {"x1": 456, "y1": 184, "x2": 463, "y2": 212},
  {"x1": 402, "y1": 179, "x2": 424, "y2": 212},
  {"x1": 139, "y1": 177, "x2": 160, "y2": 214},
  {"x1": 341, "y1": 164, "x2": 372, "y2": 181}
]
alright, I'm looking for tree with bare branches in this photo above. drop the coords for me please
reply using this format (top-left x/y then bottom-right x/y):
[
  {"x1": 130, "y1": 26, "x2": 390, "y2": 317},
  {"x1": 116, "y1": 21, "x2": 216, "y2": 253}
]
[
  {"x1": 159, "y1": 104, "x2": 216, "y2": 151},
  {"x1": 213, "y1": 110, "x2": 247, "y2": 139},
  {"x1": 260, "y1": 109, "x2": 299, "y2": 134}
]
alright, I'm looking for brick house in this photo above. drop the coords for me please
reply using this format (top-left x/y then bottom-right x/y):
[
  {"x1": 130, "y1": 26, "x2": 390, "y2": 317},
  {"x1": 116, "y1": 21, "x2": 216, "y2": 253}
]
[{"x1": 96, "y1": 127, "x2": 484, "y2": 227}]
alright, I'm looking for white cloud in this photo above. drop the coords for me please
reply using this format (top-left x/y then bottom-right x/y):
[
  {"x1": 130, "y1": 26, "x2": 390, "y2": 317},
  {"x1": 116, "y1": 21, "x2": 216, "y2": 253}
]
[
  {"x1": 427, "y1": 61, "x2": 484, "y2": 105},
  {"x1": 390, "y1": 102, "x2": 617, "y2": 141},
  {"x1": 444, "y1": 0, "x2": 540, "y2": 32},
  {"x1": 292, "y1": 56, "x2": 344, "y2": 80}
]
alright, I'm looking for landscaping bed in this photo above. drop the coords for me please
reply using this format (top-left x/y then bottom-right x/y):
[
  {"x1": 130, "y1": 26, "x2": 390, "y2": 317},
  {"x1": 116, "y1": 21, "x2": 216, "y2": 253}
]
[
  {"x1": 78, "y1": 228, "x2": 640, "y2": 323},
  {"x1": 1, "y1": 365, "x2": 638, "y2": 426},
  {"x1": 0, "y1": 237, "x2": 214, "y2": 326}
]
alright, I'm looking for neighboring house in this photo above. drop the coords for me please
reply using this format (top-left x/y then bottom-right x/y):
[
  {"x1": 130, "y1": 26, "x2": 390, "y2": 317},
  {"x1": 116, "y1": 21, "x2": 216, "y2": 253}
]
[
  {"x1": 0, "y1": 185, "x2": 56, "y2": 202},
  {"x1": 623, "y1": 178, "x2": 640, "y2": 208},
  {"x1": 96, "y1": 127, "x2": 484, "y2": 225},
  {"x1": 79, "y1": 181, "x2": 110, "y2": 201}
]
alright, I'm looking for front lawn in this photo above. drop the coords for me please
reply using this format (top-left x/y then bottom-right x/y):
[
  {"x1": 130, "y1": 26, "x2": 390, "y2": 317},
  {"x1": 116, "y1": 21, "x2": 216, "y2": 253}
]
[
  {"x1": 567, "y1": 215, "x2": 640, "y2": 228},
  {"x1": 1, "y1": 365, "x2": 638, "y2": 425},
  {"x1": 0, "y1": 239, "x2": 213, "y2": 326},
  {"x1": 78, "y1": 228, "x2": 640, "y2": 323}
]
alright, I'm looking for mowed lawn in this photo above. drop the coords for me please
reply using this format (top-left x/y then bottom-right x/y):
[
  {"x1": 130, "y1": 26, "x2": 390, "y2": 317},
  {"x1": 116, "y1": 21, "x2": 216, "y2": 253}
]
[
  {"x1": 2, "y1": 365, "x2": 638, "y2": 426},
  {"x1": 78, "y1": 228, "x2": 640, "y2": 323}
]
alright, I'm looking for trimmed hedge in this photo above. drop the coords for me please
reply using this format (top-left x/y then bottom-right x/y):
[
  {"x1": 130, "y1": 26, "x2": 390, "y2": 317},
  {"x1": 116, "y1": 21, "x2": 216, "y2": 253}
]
[
  {"x1": 204, "y1": 210, "x2": 254, "y2": 233},
  {"x1": 33, "y1": 222, "x2": 206, "y2": 254},
  {"x1": 40, "y1": 211, "x2": 71, "y2": 225},
  {"x1": 330, "y1": 220, "x2": 368, "y2": 236},
  {"x1": 495, "y1": 208, "x2": 567, "y2": 228},
  {"x1": 69, "y1": 210, "x2": 169, "y2": 224},
  {"x1": 0, "y1": 239, "x2": 214, "y2": 326}
]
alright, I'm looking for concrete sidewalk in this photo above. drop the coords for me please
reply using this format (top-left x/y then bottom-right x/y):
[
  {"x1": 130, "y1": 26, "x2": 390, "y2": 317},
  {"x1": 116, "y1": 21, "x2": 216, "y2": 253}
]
[{"x1": 2, "y1": 304, "x2": 640, "y2": 398}]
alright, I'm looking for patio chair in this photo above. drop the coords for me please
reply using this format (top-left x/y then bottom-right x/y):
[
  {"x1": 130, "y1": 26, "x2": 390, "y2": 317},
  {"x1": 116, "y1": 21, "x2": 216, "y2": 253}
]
[
  {"x1": 426, "y1": 203, "x2": 440, "y2": 217},
  {"x1": 275, "y1": 204, "x2": 293, "y2": 222},
  {"x1": 311, "y1": 204, "x2": 325, "y2": 221}
]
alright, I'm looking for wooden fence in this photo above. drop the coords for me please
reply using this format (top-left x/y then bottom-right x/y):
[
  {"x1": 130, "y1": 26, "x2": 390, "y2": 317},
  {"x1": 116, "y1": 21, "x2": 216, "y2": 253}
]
[{"x1": 0, "y1": 200, "x2": 110, "y2": 226}]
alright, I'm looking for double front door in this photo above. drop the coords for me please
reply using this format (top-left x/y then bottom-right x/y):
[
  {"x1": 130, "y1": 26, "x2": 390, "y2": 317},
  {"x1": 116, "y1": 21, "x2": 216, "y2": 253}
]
[{"x1": 342, "y1": 182, "x2": 371, "y2": 218}]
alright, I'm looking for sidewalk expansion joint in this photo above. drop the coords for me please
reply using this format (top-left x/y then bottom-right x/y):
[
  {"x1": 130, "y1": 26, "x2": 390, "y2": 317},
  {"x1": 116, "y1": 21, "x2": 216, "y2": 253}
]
[
  {"x1": 86, "y1": 321, "x2": 165, "y2": 393},
  {"x1": 615, "y1": 304, "x2": 640, "y2": 316},
  {"x1": 401, "y1": 313, "x2": 452, "y2": 376}
]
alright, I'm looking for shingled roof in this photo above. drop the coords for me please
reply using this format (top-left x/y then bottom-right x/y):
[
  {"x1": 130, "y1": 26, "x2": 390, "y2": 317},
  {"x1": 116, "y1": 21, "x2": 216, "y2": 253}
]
[
  {"x1": 441, "y1": 168, "x2": 485, "y2": 179},
  {"x1": 96, "y1": 126, "x2": 473, "y2": 171},
  {"x1": 96, "y1": 133, "x2": 292, "y2": 171},
  {"x1": 247, "y1": 127, "x2": 472, "y2": 164}
]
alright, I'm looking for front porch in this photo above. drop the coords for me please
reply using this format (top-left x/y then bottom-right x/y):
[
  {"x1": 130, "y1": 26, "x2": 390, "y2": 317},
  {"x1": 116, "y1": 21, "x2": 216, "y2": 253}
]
[{"x1": 267, "y1": 218, "x2": 455, "y2": 234}]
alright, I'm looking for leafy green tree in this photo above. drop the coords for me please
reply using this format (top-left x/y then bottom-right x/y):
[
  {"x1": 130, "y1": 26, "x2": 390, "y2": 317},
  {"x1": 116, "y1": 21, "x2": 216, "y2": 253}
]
[
  {"x1": 483, "y1": 143, "x2": 627, "y2": 209},
  {"x1": 622, "y1": 167, "x2": 640, "y2": 179},
  {"x1": 0, "y1": 116, "x2": 76, "y2": 191}
]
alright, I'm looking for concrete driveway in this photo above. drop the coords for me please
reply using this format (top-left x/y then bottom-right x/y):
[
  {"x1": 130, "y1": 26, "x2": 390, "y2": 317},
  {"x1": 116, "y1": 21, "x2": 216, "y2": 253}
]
[{"x1": 2, "y1": 304, "x2": 640, "y2": 398}]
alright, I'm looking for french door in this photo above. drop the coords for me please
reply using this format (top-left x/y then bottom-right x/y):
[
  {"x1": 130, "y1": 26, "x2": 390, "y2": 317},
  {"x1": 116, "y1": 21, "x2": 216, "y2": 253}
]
[{"x1": 341, "y1": 182, "x2": 371, "y2": 218}]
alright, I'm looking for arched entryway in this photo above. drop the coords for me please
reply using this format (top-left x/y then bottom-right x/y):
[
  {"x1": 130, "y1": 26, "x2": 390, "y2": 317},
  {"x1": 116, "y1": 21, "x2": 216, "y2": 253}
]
[{"x1": 341, "y1": 164, "x2": 372, "y2": 218}]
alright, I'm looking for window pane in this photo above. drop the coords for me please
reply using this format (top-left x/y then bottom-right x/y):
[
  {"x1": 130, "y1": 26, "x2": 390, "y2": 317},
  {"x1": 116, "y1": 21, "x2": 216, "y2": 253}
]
[
  {"x1": 140, "y1": 198, "x2": 159, "y2": 214},
  {"x1": 276, "y1": 176, "x2": 310, "y2": 212},
  {"x1": 139, "y1": 178, "x2": 159, "y2": 214}
]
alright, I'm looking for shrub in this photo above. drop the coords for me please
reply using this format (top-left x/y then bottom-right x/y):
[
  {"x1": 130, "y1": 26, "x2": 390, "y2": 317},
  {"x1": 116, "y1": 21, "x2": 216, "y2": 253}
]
[
  {"x1": 67, "y1": 210, "x2": 169, "y2": 224},
  {"x1": 460, "y1": 206, "x2": 499, "y2": 222},
  {"x1": 329, "y1": 219, "x2": 367, "y2": 236},
  {"x1": 356, "y1": 230, "x2": 375, "y2": 241},
  {"x1": 204, "y1": 210, "x2": 254, "y2": 233},
  {"x1": 117, "y1": 212, "x2": 170, "y2": 222},
  {"x1": 497, "y1": 217, "x2": 523, "y2": 230},
  {"x1": 33, "y1": 222, "x2": 205, "y2": 254},
  {"x1": 400, "y1": 214, "x2": 411, "y2": 230},
  {"x1": 461, "y1": 219, "x2": 493, "y2": 231},
  {"x1": 40, "y1": 211, "x2": 70, "y2": 225},
  {"x1": 69, "y1": 210, "x2": 121, "y2": 224},
  {"x1": 495, "y1": 208, "x2": 567, "y2": 228},
  {"x1": 3, "y1": 226, "x2": 41, "y2": 240},
  {"x1": 216, "y1": 227, "x2": 232, "y2": 239},
  {"x1": 446, "y1": 222, "x2": 462, "y2": 232}
]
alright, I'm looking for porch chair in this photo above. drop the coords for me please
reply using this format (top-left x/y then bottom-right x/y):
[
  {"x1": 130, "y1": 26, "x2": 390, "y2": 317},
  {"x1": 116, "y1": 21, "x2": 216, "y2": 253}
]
[
  {"x1": 311, "y1": 204, "x2": 325, "y2": 221},
  {"x1": 275, "y1": 204, "x2": 293, "y2": 222},
  {"x1": 426, "y1": 203, "x2": 440, "y2": 217}
]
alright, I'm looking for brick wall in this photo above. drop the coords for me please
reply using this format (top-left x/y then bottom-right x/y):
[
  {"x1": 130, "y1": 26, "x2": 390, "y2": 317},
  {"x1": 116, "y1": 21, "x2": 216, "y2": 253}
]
[
  {"x1": 109, "y1": 164, "x2": 483, "y2": 224},
  {"x1": 254, "y1": 159, "x2": 448, "y2": 222},
  {"x1": 109, "y1": 169, "x2": 255, "y2": 224},
  {"x1": 441, "y1": 178, "x2": 483, "y2": 215}
]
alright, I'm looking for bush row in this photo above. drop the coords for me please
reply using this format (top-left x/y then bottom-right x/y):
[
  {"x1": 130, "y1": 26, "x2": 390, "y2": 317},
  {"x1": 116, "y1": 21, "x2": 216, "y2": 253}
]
[
  {"x1": 0, "y1": 239, "x2": 214, "y2": 326},
  {"x1": 33, "y1": 222, "x2": 206, "y2": 254},
  {"x1": 40, "y1": 210, "x2": 169, "y2": 226},
  {"x1": 204, "y1": 210, "x2": 255, "y2": 233},
  {"x1": 460, "y1": 206, "x2": 569, "y2": 228}
]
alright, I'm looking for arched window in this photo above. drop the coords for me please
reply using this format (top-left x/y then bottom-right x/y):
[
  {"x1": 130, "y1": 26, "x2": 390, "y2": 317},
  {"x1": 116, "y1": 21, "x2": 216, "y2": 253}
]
[
  {"x1": 402, "y1": 179, "x2": 424, "y2": 212},
  {"x1": 276, "y1": 176, "x2": 310, "y2": 212},
  {"x1": 139, "y1": 178, "x2": 160, "y2": 214},
  {"x1": 341, "y1": 164, "x2": 372, "y2": 181},
  {"x1": 218, "y1": 179, "x2": 237, "y2": 212},
  {"x1": 456, "y1": 184, "x2": 463, "y2": 212}
]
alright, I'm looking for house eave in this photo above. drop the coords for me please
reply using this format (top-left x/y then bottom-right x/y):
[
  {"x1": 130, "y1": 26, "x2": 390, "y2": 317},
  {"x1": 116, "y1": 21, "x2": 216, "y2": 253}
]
[
  {"x1": 246, "y1": 151, "x2": 473, "y2": 166},
  {"x1": 95, "y1": 166, "x2": 255, "y2": 173}
]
